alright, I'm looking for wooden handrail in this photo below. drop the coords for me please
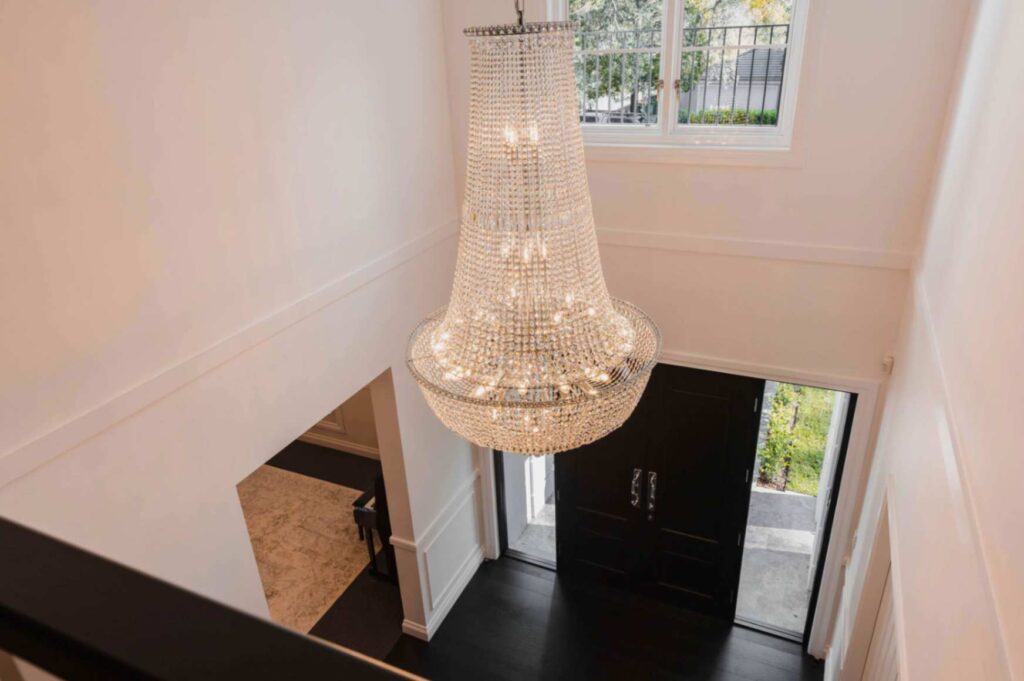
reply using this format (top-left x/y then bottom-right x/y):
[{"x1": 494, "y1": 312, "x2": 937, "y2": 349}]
[{"x1": 0, "y1": 518, "x2": 420, "y2": 681}]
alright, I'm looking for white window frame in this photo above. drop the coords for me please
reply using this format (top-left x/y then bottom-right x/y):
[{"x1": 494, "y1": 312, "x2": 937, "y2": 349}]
[{"x1": 552, "y1": 0, "x2": 810, "y2": 154}]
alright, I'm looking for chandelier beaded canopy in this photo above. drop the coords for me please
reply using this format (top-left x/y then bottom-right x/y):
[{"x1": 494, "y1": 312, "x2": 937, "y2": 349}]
[{"x1": 407, "y1": 14, "x2": 660, "y2": 456}]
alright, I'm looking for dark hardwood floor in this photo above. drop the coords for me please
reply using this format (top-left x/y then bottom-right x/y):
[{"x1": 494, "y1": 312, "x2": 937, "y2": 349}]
[
  {"x1": 310, "y1": 557, "x2": 404, "y2": 659},
  {"x1": 385, "y1": 558, "x2": 823, "y2": 681},
  {"x1": 265, "y1": 442, "x2": 821, "y2": 680}
]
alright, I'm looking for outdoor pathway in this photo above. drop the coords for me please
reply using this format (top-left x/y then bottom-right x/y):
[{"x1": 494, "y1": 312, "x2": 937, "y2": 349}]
[
  {"x1": 510, "y1": 502, "x2": 556, "y2": 563},
  {"x1": 736, "y1": 487, "x2": 817, "y2": 636}
]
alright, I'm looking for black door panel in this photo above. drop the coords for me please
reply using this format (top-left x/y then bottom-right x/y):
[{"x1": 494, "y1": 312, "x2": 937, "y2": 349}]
[
  {"x1": 556, "y1": 363, "x2": 763, "y2": 618},
  {"x1": 555, "y1": 375, "x2": 655, "y2": 581}
]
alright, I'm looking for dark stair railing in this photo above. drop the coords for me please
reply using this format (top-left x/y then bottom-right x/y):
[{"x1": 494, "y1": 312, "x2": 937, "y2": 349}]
[{"x1": 0, "y1": 518, "x2": 418, "y2": 680}]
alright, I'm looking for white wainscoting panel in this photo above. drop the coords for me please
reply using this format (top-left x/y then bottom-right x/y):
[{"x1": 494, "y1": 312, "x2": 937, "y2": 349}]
[
  {"x1": 393, "y1": 472, "x2": 485, "y2": 641},
  {"x1": 423, "y1": 482, "x2": 482, "y2": 610}
]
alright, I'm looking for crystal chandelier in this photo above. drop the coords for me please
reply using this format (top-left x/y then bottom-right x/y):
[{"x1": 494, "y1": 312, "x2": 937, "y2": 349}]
[{"x1": 407, "y1": 11, "x2": 660, "y2": 455}]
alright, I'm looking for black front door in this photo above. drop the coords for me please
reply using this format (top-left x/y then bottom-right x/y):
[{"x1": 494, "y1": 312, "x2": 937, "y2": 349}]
[{"x1": 555, "y1": 363, "x2": 764, "y2": 617}]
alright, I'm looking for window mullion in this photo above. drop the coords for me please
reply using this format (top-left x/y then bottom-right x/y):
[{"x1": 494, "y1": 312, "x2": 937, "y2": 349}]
[{"x1": 659, "y1": 0, "x2": 680, "y2": 139}]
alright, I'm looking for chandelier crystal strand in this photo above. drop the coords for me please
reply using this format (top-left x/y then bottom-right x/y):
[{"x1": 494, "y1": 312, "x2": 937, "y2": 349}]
[{"x1": 407, "y1": 21, "x2": 660, "y2": 455}]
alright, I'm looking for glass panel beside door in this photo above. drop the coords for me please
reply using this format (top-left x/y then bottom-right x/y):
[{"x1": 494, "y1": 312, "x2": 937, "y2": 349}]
[
  {"x1": 735, "y1": 382, "x2": 855, "y2": 640},
  {"x1": 498, "y1": 451, "x2": 557, "y2": 568}
]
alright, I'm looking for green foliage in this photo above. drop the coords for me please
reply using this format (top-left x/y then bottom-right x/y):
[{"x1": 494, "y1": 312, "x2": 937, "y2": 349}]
[
  {"x1": 570, "y1": 0, "x2": 663, "y2": 34},
  {"x1": 683, "y1": 109, "x2": 777, "y2": 125},
  {"x1": 683, "y1": 0, "x2": 792, "y2": 28},
  {"x1": 570, "y1": 0, "x2": 792, "y2": 115},
  {"x1": 747, "y1": 0, "x2": 790, "y2": 23},
  {"x1": 758, "y1": 384, "x2": 835, "y2": 496},
  {"x1": 786, "y1": 386, "x2": 834, "y2": 495},
  {"x1": 571, "y1": 0, "x2": 662, "y2": 112},
  {"x1": 758, "y1": 383, "x2": 795, "y2": 485}
]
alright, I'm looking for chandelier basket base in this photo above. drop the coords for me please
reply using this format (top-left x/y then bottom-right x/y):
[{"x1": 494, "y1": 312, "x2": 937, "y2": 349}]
[{"x1": 408, "y1": 299, "x2": 660, "y2": 456}]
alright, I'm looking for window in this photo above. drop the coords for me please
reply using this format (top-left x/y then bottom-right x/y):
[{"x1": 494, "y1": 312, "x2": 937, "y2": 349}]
[{"x1": 562, "y1": 0, "x2": 807, "y2": 151}]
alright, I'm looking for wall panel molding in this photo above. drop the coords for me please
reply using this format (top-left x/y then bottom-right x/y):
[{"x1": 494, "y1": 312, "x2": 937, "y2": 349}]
[
  {"x1": 910, "y1": 275, "x2": 1011, "y2": 672},
  {"x1": 0, "y1": 221, "x2": 458, "y2": 489},
  {"x1": 389, "y1": 471, "x2": 480, "y2": 554},
  {"x1": 597, "y1": 228, "x2": 914, "y2": 271},
  {"x1": 391, "y1": 471, "x2": 485, "y2": 641},
  {"x1": 297, "y1": 432, "x2": 380, "y2": 459}
]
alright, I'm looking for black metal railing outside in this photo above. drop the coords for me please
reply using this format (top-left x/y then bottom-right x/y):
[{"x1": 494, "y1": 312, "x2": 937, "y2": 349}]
[
  {"x1": 574, "y1": 28, "x2": 662, "y2": 125},
  {"x1": 574, "y1": 23, "x2": 790, "y2": 127}
]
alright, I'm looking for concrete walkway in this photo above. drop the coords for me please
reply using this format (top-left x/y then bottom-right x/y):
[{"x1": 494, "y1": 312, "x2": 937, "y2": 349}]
[
  {"x1": 736, "y1": 487, "x2": 817, "y2": 636},
  {"x1": 510, "y1": 502, "x2": 556, "y2": 563}
]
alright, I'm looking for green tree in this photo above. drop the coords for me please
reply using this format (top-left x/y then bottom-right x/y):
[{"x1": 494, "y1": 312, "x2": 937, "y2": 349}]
[
  {"x1": 747, "y1": 0, "x2": 791, "y2": 23},
  {"x1": 786, "y1": 386, "x2": 834, "y2": 495},
  {"x1": 758, "y1": 383, "x2": 796, "y2": 486},
  {"x1": 758, "y1": 384, "x2": 835, "y2": 495},
  {"x1": 569, "y1": 0, "x2": 792, "y2": 116}
]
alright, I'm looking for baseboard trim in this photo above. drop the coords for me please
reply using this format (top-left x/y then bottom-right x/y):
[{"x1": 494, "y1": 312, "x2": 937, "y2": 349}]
[
  {"x1": 0, "y1": 221, "x2": 458, "y2": 488},
  {"x1": 597, "y1": 228, "x2": 914, "y2": 271},
  {"x1": 400, "y1": 619, "x2": 430, "y2": 641}
]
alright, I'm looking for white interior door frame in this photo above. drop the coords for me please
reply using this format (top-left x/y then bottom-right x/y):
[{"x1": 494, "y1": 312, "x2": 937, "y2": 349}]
[
  {"x1": 476, "y1": 445, "x2": 502, "y2": 560},
  {"x1": 810, "y1": 391, "x2": 851, "y2": 589}
]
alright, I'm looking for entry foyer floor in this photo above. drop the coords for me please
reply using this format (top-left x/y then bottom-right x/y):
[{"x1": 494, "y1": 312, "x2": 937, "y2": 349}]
[{"x1": 386, "y1": 558, "x2": 823, "y2": 681}]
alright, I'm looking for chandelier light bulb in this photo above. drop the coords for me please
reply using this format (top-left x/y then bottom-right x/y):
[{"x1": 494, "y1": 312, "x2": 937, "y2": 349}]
[{"x1": 407, "y1": 21, "x2": 660, "y2": 455}]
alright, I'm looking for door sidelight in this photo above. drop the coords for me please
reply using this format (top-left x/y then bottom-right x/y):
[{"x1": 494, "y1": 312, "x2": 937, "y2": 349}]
[
  {"x1": 630, "y1": 468, "x2": 643, "y2": 508},
  {"x1": 647, "y1": 471, "x2": 657, "y2": 521}
]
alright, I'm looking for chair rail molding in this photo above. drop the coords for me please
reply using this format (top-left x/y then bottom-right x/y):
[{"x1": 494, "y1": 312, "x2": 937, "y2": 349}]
[{"x1": 597, "y1": 228, "x2": 914, "y2": 271}]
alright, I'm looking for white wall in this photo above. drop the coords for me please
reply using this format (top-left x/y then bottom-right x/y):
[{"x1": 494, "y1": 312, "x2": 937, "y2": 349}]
[
  {"x1": 441, "y1": 0, "x2": 968, "y2": 648},
  {"x1": 438, "y1": 0, "x2": 974, "y2": 382},
  {"x1": 828, "y1": 0, "x2": 1023, "y2": 678},
  {"x1": 0, "y1": 0, "x2": 483, "y2": 640}
]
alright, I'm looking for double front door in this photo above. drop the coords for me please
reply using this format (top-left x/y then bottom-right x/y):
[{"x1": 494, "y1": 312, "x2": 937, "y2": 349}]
[{"x1": 555, "y1": 363, "x2": 764, "y2": 617}]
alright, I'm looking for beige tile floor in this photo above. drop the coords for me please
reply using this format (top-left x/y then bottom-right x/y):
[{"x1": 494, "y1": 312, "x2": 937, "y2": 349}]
[{"x1": 237, "y1": 465, "x2": 376, "y2": 633}]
